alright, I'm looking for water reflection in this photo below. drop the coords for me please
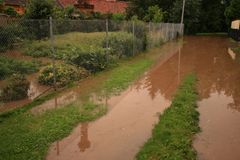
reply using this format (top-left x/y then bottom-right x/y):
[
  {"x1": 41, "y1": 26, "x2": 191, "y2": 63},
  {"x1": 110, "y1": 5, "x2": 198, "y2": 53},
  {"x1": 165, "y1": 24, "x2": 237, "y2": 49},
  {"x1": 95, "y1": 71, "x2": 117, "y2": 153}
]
[
  {"x1": 46, "y1": 41, "x2": 182, "y2": 160},
  {"x1": 78, "y1": 123, "x2": 91, "y2": 152}
]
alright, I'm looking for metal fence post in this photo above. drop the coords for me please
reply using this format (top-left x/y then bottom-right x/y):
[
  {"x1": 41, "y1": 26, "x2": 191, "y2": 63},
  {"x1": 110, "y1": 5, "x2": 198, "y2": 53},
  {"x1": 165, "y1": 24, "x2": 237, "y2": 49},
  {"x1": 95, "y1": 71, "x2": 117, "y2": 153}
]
[
  {"x1": 49, "y1": 17, "x2": 57, "y2": 91},
  {"x1": 106, "y1": 19, "x2": 109, "y2": 49},
  {"x1": 132, "y1": 21, "x2": 135, "y2": 56},
  {"x1": 148, "y1": 22, "x2": 151, "y2": 49}
]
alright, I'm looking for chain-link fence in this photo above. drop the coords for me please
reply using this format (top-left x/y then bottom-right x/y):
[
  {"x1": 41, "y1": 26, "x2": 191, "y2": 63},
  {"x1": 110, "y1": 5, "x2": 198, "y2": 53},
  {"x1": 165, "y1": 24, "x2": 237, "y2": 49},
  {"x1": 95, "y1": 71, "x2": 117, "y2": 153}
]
[{"x1": 0, "y1": 17, "x2": 183, "y2": 105}]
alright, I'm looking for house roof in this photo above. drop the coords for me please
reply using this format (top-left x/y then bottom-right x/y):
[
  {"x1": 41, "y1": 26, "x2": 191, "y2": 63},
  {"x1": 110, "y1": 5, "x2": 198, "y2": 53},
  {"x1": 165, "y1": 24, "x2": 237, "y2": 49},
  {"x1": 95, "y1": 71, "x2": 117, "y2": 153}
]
[
  {"x1": 4, "y1": 0, "x2": 26, "y2": 6},
  {"x1": 88, "y1": 0, "x2": 128, "y2": 13}
]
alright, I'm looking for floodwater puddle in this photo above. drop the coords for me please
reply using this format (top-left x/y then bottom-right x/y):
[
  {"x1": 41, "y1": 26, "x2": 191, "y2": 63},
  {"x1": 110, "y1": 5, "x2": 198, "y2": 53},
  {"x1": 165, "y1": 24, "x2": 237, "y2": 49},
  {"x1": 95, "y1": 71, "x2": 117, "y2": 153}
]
[
  {"x1": 46, "y1": 41, "x2": 182, "y2": 160},
  {"x1": 14, "y1": 36, "x2": 239, "y2": 160},
  {"x1": 0, "y1": 73, "x2": 50, "y2": 113}
]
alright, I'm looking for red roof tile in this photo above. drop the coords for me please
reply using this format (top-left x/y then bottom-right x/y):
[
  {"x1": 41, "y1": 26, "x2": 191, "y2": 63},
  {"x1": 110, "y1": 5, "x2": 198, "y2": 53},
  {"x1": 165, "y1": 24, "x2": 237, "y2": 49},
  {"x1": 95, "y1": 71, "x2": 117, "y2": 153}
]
[
  {"x1": 89, "y1": 0, "x2": 128, "y2": 13},
  {"x1": 57, "y1": 0, "x2": 77, "y2": 7}
]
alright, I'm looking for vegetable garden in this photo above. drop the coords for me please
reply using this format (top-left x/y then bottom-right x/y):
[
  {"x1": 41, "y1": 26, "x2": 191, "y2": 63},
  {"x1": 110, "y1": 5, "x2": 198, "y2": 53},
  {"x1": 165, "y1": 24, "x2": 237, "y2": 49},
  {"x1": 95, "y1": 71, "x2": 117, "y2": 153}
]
[{"x1": 0, "y1": 18, "x2": 182, "y2": 105}]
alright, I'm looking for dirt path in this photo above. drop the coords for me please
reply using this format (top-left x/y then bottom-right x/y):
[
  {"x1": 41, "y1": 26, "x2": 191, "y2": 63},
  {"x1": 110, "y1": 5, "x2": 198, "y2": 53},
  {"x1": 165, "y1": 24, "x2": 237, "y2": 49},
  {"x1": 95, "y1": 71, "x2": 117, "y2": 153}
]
[
  {"x1": 46, "y1": 41, "x2": 182, "y2": 160},
  {"x1": 46, "y1": 36, "x2": 240, "y2": 160}
]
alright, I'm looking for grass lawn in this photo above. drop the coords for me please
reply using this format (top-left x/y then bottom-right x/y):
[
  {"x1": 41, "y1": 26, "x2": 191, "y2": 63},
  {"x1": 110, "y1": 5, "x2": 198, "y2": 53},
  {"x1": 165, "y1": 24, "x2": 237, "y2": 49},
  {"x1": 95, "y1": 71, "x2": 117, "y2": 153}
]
[
  {"x1": 0, "y1": 52, "x2": 154, "y2": 160},
  {"x1": 136, "y1": 74, "x2": 200, "y2": 160}
]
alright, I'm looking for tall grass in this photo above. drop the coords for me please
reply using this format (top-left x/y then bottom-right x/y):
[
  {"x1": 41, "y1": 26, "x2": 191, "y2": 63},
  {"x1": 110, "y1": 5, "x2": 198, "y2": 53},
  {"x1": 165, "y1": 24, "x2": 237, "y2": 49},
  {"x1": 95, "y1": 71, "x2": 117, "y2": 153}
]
[{"x1": 136, "y1": 74, "x2": 200, "y2": 160}]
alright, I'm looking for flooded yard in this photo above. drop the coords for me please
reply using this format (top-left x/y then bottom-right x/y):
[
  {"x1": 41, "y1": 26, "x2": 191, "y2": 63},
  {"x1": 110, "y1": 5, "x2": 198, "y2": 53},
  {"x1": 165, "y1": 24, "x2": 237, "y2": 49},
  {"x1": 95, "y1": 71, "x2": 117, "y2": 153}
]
[
  {"x1": 1, "y1": 36, "x2": 240, "y2": 160},
  {"x1": 46, "y1": 36, "x2": 240, "y2": 160}
]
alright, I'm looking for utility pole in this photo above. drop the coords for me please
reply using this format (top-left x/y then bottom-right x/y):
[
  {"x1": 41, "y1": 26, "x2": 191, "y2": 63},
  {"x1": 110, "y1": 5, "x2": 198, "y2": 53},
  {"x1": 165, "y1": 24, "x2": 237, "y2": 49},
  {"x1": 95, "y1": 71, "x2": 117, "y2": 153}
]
[
  {"x1": 181, "y1": 0, "x2": 186, "y2": 24},
  {"x1": 180, "y1": 0, "x2": 186, "y2": 35},
  {"x1": 49, "y1": 17, "x2": 57, "y2": 91}
]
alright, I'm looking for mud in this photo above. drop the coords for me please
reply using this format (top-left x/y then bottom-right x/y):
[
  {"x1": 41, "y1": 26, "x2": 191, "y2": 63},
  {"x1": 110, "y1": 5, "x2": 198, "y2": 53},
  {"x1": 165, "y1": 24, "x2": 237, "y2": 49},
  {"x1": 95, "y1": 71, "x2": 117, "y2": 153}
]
[
  {"x1": 0, "y1": 73, "x2": 49, "y2": 113},
  {"x1": 46, "y1": 41, "x2": 182, "y2": 160},
  {"x1": 45, "y1": 36, "x2": 240, "y2": 160}
]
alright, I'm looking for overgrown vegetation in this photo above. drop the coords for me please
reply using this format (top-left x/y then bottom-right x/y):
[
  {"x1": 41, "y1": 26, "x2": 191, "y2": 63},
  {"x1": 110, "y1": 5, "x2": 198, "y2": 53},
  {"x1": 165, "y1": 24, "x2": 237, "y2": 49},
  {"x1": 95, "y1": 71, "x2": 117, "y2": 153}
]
[
  {"x1": 136, "y1": 74, "x2": 200, "y2": 160},
  {"x1": 23, "y1": 31, "x2": 146, "y2": 74},
  {"x1": 0, "y1": 56, "x2": 40, "y2": 80},
  {"x1": 38, "y1": 64, "x2": 89, "y2": 86},
  {"x1": 0, "y1": 74, "x2": 30, "y2": 102},
  {"x1": 0, "y1": 51, "x2": 156, "y2": 160}
]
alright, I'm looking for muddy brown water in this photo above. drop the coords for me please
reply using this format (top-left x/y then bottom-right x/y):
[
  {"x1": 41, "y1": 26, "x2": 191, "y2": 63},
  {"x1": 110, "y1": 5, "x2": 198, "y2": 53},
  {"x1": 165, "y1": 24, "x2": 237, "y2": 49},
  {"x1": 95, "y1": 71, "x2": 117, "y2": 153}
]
[
  {"x1": 45, "y1": 36, "x2": 240, "y2": 160},
  {"x1": 45, "y1": 41, "x2": 182, "y2": 160}
]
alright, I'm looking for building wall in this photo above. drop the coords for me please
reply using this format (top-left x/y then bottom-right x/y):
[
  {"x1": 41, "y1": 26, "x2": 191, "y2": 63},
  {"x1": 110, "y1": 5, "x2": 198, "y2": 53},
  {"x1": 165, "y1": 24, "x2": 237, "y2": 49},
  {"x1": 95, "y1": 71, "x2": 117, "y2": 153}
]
[{"x1": 87, "y1": 0, "x2": 128, "y2": 14}]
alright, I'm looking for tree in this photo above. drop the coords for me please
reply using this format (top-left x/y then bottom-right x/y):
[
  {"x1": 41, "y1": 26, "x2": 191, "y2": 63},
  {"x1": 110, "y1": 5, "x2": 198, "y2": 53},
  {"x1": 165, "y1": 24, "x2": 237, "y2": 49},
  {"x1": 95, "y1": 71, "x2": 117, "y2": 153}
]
[
  {"x1": 199, "y1": 0, "x2": 227, "y2": 32},
  {"x1": 25, "y1": 0, "x2": 54, "y2": 19},
  {"x1": 127, "y1": 0, "x2": 175, "y2": 21},
  {"x1": 225, "y1": 0, "x2": 240, "y2": 25},
  {"x1": 112, "y1": 13, "x2": 126, "y2": 21},
  {"x1": 170, "y1": 0, "x2": 202, "y2": 34},
  {"x1": 143, "y1": 5, "x2": 165, "y2": 23},
  {"x1": 4, "y1": 6, "x2": 18, "y2": 16},
  {"x1": 0, "y1": 0, "x2": 4, "y2": 13}
]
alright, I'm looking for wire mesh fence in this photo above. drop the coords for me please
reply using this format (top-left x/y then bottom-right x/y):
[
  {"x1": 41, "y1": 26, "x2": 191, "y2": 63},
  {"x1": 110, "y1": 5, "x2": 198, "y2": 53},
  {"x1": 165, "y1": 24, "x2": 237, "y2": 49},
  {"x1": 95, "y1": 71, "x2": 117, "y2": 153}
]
[
  {"x1": 0, "y1": 18, "x2": 183, "y2": 58},
  {"x1": 0, "y1": 17, "x2": 183, "y2": 104}
]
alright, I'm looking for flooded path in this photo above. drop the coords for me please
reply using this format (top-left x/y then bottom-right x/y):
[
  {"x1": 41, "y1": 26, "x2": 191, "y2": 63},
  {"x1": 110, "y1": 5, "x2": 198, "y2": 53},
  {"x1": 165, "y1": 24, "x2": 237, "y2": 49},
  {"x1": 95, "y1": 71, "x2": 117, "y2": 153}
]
[
  {"x1": 46, "y1": 42, "x2": 182, "y2": 160},
  {"x1": 46, "y1": 36, "x2": 240, "y2": 160}
]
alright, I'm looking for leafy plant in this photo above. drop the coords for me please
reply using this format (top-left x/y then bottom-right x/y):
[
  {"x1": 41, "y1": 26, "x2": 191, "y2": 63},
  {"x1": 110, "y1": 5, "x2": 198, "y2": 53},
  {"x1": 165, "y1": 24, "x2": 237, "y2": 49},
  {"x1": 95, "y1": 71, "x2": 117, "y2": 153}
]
[
  {"x1": 4, "y1": 6, "x2": 18, "y2": 16},
  {"x1": 0, "y1": 57, "x2": 40, "y2": 80},
  {"x1": 38, "y1": 63, "x2": 89, "y2": 87},
  {"x1": 67, "y1": 46, "x2": 114, "y2": 73},
  {"x1": 0, "y1": 74, "x2": 30, "y2": 102}
]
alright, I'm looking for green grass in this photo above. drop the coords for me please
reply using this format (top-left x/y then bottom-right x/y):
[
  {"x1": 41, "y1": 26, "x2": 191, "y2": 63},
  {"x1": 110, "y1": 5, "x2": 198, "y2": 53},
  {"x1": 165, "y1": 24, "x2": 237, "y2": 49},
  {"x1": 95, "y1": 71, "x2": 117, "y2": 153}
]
[
  {"x1": 0, "y1": 52, "x2": 156, "y2": 160},
  {"x1": 136, "y1": 74, "x2": 200, "y2": 160},
  {"x1": 232, "y1": 47, "x2": 240, "y2": 54},
  {"x1": 103, "y1": 58, "x2": 153, "y2": 94},
  {"x1": 0, "y1": 102, "x2": 106, "y2": 160},
  {"x1": 0, "y1": 56, "x2": 41, "y2": 80},
  {"x1": 24, "y1": 32, "x2": 135, "y2": 59},
  {"x1": 0, "y1": 91, "x2": 58, "y2": 122}
]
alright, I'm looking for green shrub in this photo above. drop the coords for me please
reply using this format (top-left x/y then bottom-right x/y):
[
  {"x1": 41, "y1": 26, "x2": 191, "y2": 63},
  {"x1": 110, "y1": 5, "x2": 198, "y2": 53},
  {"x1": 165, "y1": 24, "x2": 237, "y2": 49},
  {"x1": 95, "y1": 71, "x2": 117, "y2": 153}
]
[
  {"x1": 67, "y1": 46, "x2": 114, "y2": 73},
  {"x1": 0, "y1": 57, "x2": 40, "y2": 80},
  {"x1": 0, "y1": 74, "x2": 30, "y2": 102},
  {"x1": 38, "y1": 63, "x2": 89, "y2": 87}
]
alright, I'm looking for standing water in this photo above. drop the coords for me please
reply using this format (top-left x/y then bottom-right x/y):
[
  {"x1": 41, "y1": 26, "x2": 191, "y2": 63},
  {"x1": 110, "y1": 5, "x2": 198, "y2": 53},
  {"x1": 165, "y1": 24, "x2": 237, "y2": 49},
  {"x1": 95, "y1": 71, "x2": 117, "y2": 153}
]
[
  {"x1": 46, "y1": 36, "x2": 240, "y2": 160},
  {"x1": 46, "y1": 42, "x2": 182, "y2": 160}
]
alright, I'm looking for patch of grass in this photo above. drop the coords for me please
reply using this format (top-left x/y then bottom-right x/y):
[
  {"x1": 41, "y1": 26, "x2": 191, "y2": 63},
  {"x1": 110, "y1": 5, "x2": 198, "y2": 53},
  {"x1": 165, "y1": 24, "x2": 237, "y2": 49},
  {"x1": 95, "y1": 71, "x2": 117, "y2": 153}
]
[
  {"x1": 136, "y1": 74, "x2": 200, "y2": 160},
  {"x1": 103, "y1": 58, "x2": 153, "y2": 94},
  {"x1": 0, "y1": 56, "x2": 41, "y2": 80},
  {"x1": 0, "y1": 91, "x2": 57, "y2": 122},
  {"x1": 232, "y1": 47, "x2": 240, "y2": 54},
  {"x1": 0, "y1": 102, "x2": 107, "y2": 160}
]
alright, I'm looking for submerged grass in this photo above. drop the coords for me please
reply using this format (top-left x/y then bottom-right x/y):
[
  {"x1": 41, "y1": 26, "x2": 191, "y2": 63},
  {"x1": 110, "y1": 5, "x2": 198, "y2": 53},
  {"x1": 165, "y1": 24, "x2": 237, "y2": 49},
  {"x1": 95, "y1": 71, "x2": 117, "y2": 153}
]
[
  {"x1": 103, "y1": 57, "x2": 153, "y2": 94},
  {"x1": 0, "y1": 102, "x2": 107, "y2": 160},
  {"x1": 136, "y1": 74, "x2": 200, "y2": 160},
  {"x1": 0, "y1": 52, "x2": 156, "y2": 160}
]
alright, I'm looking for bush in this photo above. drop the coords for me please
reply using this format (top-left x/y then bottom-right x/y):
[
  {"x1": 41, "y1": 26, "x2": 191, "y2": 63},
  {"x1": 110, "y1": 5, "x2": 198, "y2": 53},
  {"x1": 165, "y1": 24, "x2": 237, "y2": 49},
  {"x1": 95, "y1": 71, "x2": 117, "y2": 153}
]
[
  {"x1": 4, "y1": 6, "x2": 18, "y2": 16},
  {"x1": 107, "y1": 32, "x2": 134, "y2": 57},
  {"x1": 0, "y1": 57, "x2": 40, "y2": 80},
  {"x1": 0, "y1": 74, "x2": 30, "y2": 102},
  {"x1": 38, "y1": 64, "x2": 89, "y2": 87},
  {"x1": 112, "y1": 13, "x2": 126, "y2": 21},
  {"x1": 67, "y1": 46, "x2": 114, "y2": 73}
]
